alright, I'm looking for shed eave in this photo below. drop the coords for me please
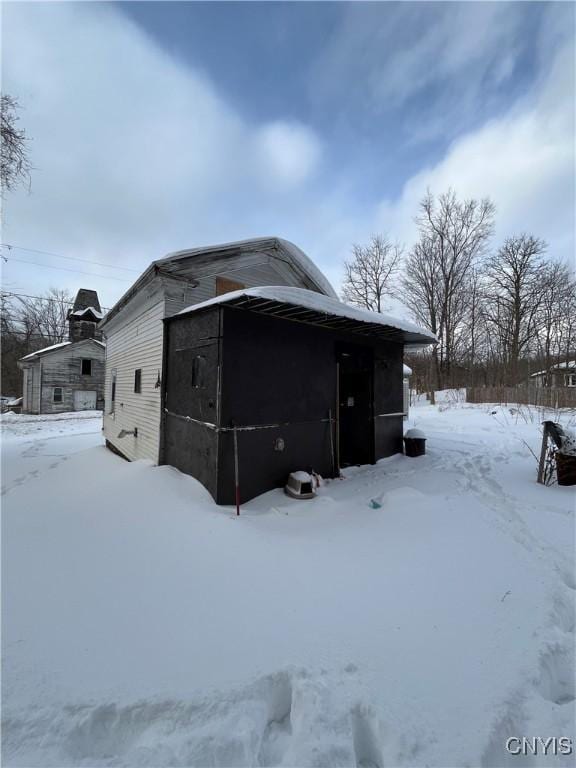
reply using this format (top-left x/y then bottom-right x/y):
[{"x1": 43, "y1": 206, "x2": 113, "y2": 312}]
[{"x1": 172, "y1": 293, "x2": 436, "y2": 346}]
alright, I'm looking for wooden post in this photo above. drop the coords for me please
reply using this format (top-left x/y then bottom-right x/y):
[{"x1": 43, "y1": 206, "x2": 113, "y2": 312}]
[
  {"x1": 537, "y1": 423, "x2": 549, "y2": 485},
  {"x1": 328, "y1": 408, "x2": 335, "y2": 478},
  {"x1": 233, "y1": 425, "x2": 240, "y2": 516},
  {"x1": 335, "y1": 363, "x2": 341, "y2": 475}
]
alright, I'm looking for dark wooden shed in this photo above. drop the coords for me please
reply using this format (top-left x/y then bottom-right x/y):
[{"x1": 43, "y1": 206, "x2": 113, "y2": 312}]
[{"x1": 160, "y1": 287, "x2": 435, "y2": 504}]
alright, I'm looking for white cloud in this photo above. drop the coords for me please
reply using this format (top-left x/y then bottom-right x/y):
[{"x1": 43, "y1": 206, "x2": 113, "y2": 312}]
[
  {"x1": 255, "y1": 122, "x2": 321, "y2": 186},
  {"x1": 310, "y1": 2, "x2": 534, "y2": 143},
  {"x1": 1, "y1": 3, "x2": 324, "y2": 305},
  {"x1": 1, "y1": 1, "x2": 573, "y2": 317},
  {"x1": 375, "y1": 37, "x2": 575, "y2": 269}
]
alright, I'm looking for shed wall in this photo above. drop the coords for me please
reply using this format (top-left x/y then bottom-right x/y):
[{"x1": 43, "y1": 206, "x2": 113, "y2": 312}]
[
  {"x1": 161, "y1": 309, "x2": 222, "y2": 498},
  {"x1": 373, "y1": 343, "x2": 404, "y2": 457},
  {"x1": 163, "y1": 307, "x2": 406, "y2": 504},
  {"x1": 103, "y1": 298, "x2": 165, "y2": 461},
  {"x1": 217, "y1": 308, "x2": 338, "y2": 503}
]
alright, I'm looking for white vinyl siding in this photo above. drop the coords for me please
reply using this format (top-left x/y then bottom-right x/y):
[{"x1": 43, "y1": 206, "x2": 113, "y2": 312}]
[
  {"x1": 103, "y1": 299, "x2": 165, "y2": 462},
  {"x1": 163, "y1": 255, "x2": 321, "y2": 316}
]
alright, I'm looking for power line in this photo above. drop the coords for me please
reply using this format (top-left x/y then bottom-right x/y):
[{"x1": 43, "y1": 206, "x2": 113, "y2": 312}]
[
  {"x1": 1, "y1": 255, "x2": 132, "y2": 282},
  {"x1": 1, "y1": 243, "x2": 141, "y2": 274},
  {"x1": 2, "y1": 330, "x2": 70, "y2": 341},
  {"x1": 1, "y1": 291, "x2": 111, "y2": 311},
  {"x1": 2, "y1": 316, "x2": 68, "y2": 329}
]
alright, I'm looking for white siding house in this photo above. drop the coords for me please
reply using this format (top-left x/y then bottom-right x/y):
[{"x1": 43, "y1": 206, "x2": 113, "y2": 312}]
[
  {"x1": 100, "y1": 237, "x2": 338, "y2": 462},
  {"x1": 19, "y1": 338, "x2": 105, "y2": 414},
  {"x1": 18, "y1": 289, "x2": 106, "y2": 415}
]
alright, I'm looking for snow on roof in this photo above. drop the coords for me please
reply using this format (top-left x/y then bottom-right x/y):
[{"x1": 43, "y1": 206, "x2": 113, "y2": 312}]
[
  {"x1": 69, "y1": 306, "x2": 104, "y2": 319},
  {"x1": 20, "y1": 338, "x2": 105, "y2": 361},
  {"x1": 177, "y1": 286, "x2": 437, "y2": 344},
  {"x1": 403, "y1": 364, "x2": 412, "y2": 377},
  {"x1": 273, "y1": 238, "x2": 337, "y2": 299},
  {"x1": 101, "y1": 237, "x2": 338, "y2": 330},
  {"x1": 20, "y1": 342, "x2": 72, "y2": 360},
  {"x1": 161, "y1": 237, "x2": 338, "y2": 299}
]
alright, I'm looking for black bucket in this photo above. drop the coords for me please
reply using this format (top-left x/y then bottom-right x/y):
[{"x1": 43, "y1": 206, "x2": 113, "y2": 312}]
[
  {"x1": 404, "y1": 437, "x2": 426, "y2": 457},
  {"x1": 556, "y1": 452, "x2": 576, "y2": 486}
]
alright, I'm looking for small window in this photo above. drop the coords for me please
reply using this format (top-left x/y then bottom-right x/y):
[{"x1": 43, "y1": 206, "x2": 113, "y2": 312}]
[
  {"x1": 53, "y1": 387, "x2": 63, "y2": 403},
  {"x1": 110, "y1": 369, "x2": 117, "y2": 413},
  {"x1": 134, "y1": 369, "x2": 142, "y2": 393},
  {"x1": 191, "y1": 356, "x2": 206, "y2": 389},
  {"x1": 566, "y1": 373, "x2": 576, "y2": 388},
  {"x1": 81, "y1": 359, "x2": 92, "y2": 376}
]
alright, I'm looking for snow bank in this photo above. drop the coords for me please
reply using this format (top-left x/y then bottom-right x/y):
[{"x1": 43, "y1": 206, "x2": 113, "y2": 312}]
[{"x1": 2, "y1": 404, "x2": 574, "y2": 767}]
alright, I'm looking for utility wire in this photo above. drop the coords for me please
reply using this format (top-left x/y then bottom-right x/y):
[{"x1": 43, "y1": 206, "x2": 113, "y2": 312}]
[
  {"x1": 1, "y1": 243, "x2": 141, "y2": 273},
  {"x1": 2, "y1": 330, "x2": 70, "y2": 341},
  {"x1": 1, "y1": 291, "x2": 111, "y2": 311},
  {"x1": 1, "y1": 255, "x2": 132, "y2": 282}
]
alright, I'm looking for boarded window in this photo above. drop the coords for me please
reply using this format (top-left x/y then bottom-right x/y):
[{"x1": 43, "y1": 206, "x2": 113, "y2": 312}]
[
  {"x1": 53, "y1": 387, "x2": 63, "y2": 403},
  {"x1": 215, "y1": 276, "x2": 245, "y2": 296},
  {"x1": 191, "y1": 356, "x2": 206, "y2": 388},
  {"x1": 81, "y1": 358, "x2": 92, "y2": 376},
  {"x1": 134, "y1": 369, "x2": 142, "y2": 393},
  {"x1": 110, "y1": 369, "x2": 117, "y2": 413}
]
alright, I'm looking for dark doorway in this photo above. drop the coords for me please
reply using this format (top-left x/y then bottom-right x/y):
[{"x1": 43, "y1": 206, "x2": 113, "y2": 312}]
[{"x1": 337, "y1": 345, "x2": 374, "y2": 467}]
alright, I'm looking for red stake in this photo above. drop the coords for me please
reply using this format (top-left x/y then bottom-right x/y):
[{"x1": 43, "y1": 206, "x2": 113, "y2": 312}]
[{"x1": 233, "y1": 425, "x2": 240, "y2": 516}]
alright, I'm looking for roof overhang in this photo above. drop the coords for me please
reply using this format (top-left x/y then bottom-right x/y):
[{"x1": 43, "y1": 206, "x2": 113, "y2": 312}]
[
  {"x1": 172, "y1": 287, "x2": 437, "y2": 347},
  {"x1": 99, "y1": 237, "x2": 337, "y2": 331}
]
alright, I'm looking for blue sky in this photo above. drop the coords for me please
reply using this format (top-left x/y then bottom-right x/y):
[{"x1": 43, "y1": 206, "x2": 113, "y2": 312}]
[
  {"x1": 2, "y1": 1, "x2": 574, "y2": 311},
  {"x1": 120, "y1": 1, "x2": 544, "y2": 198}
]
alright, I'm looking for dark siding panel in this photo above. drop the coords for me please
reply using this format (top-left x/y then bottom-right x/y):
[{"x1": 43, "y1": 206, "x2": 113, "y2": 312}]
[
  {"x1": 164, "y1": 306, "x2": 406, "y2": 504},
  {"x1": 216, "y1": 422, "x2": 334, "y2": 505},
  {"x1": 162, "y1": 308, "x2": 222, "y2": 499},
  {"x1": 220, "y1": 308, "x2": 336, "y2": 427},
  {"x1": 163, "y1": 414, "x2": 218, "y2": 499},
  {"x1": 374, "y1": 343, "x2": 404, "y2": 458}
]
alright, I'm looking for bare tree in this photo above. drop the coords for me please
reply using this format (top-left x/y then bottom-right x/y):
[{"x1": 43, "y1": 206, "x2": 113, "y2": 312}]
[
  {"x1": 483, "y1": 235, "x2": 547, "y2": 385},
  {"x1": 403, "y1": 190, "x2": 495, "y2": 389},
  {"x1": 533, "y1": 261, "x2": 573, "y2": 378},
  {"x1": 1, "y1": 94, "x2": 31, "y2": 193},
  {"x1": 1, "y1": 288, "x2": 74, "y2": 395},
  {"x1": 14, "y1": 288, "x2": 73, "y2": 345},
  {"x1": 342, "y1": 234, "x2": 403, "y2": 312}
]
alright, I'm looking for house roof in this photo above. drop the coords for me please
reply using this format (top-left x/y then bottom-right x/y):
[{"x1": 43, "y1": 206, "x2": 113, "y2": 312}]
[
  {"x1": 19, "y1": 338, "x2": 105, "y2": 362},
  {"x1": 530, "y1": 360, "x2": 576, "y2": 377},
  {"x1": 68, "y1": 306, "x2": 104, "y2": 320},
  {"x1": 174, "y1": 286, "x2": 437, "y2": 346},
  {"x1": 71, "y1": 289, "x2": 102, "y2": 313},
  {"x1": 100, "y1": 237, "x2": 338, "y2": 330}
]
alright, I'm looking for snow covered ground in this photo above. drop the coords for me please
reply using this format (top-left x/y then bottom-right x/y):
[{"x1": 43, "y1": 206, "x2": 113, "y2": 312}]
[{"x1": 1, "y1": 403, "x2": 575, "y2": 767}]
